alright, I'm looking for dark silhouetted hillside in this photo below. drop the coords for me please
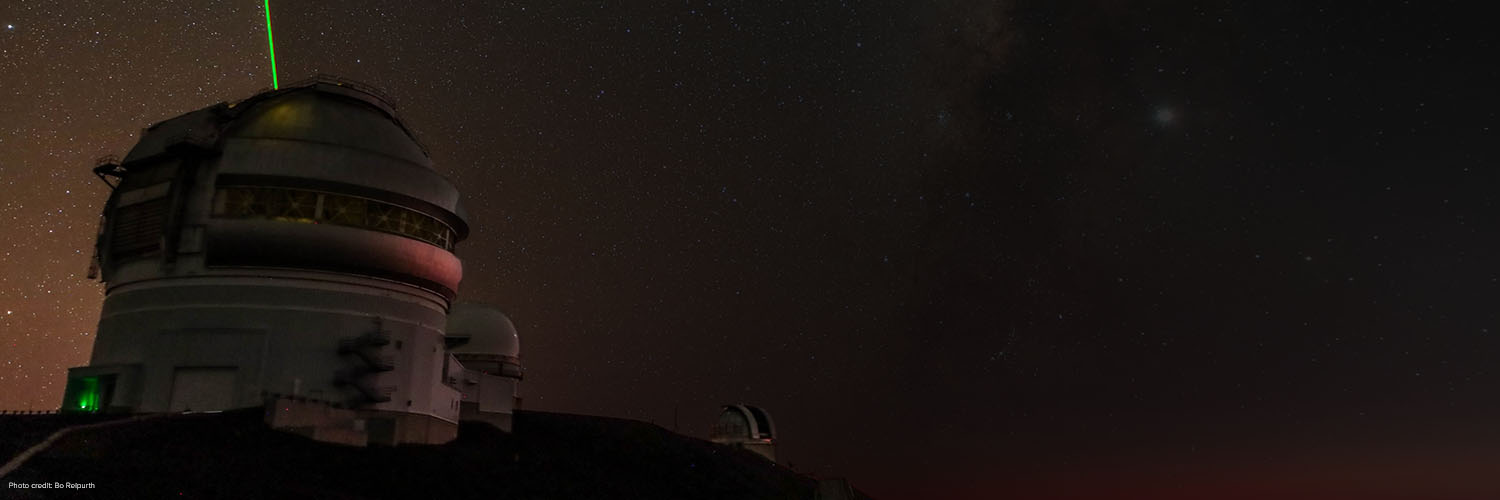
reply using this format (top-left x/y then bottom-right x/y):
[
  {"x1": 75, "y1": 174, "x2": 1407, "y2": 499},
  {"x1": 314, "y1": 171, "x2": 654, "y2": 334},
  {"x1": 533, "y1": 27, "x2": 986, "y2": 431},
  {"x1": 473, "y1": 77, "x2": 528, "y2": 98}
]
[{"x1": 2, "y1": 409, "x2": 871, "y2": 500}]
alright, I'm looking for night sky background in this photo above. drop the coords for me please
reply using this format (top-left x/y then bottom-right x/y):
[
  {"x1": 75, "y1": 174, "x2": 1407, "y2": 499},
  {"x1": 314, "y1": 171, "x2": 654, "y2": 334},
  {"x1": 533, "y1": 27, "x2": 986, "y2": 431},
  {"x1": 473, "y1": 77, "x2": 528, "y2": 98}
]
[{"x1": 2, "y1": 1, "x2": 1498, "y2": 498}]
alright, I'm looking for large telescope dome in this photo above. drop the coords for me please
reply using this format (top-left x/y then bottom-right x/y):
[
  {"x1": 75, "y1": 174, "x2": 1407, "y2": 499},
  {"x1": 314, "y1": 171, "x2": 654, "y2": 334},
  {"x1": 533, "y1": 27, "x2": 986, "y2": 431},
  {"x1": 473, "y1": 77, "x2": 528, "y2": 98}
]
[
  {"x1": 94, "y1": 75, "x2": 468, "y2": 300},
  {"x1": 68, "y1": 76, "x2": 475, "y2": 444}
]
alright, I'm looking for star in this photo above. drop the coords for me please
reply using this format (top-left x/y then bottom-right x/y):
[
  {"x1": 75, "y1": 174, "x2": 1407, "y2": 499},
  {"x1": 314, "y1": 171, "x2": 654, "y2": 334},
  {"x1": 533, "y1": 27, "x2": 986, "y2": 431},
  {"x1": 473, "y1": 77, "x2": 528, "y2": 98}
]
[{"x1": 1154, "y1": 106, "x2": 1175, "y2": 125}]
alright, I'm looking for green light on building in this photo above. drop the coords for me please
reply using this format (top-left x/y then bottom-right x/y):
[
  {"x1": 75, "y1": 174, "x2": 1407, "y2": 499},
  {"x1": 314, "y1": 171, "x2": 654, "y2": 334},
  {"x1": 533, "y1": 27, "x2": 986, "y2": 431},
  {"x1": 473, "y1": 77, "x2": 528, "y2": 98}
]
[{"x1": 65, "y1": 376, "x2": 102, "y2": 413}]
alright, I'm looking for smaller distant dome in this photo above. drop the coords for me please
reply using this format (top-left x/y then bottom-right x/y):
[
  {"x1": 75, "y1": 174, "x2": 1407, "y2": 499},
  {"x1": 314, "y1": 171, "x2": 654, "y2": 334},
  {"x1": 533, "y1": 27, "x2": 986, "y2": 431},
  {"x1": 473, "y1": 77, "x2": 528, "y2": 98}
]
[
  {"x1": 446, "y1": 303, "x2": 519, "y2": 358},
  {"x1": 710, "y1": 404, "x2": 775, "y2": 442}
]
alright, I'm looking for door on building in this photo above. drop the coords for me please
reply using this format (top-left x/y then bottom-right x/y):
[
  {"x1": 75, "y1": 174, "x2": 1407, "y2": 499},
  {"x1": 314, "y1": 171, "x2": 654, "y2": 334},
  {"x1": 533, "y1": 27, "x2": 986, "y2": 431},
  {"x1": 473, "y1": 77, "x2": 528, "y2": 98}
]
[{"x1": 168, "y1": 367, "x2": 237, "y2": 412}]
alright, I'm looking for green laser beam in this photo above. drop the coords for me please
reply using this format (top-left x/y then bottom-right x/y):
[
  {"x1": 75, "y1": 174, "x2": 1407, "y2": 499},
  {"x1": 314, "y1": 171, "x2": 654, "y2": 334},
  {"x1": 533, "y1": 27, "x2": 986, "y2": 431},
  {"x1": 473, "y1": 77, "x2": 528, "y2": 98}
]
[{"x1": 264, "y1": 0, "x2": 278, "y2": 89}]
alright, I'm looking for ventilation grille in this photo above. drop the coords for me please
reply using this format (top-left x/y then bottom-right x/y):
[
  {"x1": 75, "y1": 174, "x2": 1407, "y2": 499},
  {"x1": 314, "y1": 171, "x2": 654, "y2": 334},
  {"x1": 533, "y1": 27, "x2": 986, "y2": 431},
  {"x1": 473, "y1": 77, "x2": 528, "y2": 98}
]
[{"x1": 111, "y1": 197, "x2": 168, "y2": 259}]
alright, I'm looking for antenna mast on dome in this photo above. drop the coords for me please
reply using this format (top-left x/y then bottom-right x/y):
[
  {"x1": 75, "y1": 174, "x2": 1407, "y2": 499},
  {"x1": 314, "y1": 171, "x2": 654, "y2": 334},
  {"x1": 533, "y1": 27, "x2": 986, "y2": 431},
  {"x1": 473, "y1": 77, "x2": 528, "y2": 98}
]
[{"x1": 263, "y1": 0, "x2": 279, "y2": 89}]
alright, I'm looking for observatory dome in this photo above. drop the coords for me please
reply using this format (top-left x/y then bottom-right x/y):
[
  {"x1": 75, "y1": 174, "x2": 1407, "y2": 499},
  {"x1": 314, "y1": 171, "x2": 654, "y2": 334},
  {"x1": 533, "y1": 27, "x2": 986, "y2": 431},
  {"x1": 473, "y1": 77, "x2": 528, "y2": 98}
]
[
  {"x1": 446, "y1": 303, "x2": 521, "y2": 358},
  {"x1": 210, "y1": 81, "x2": 468, "y2": 221},
  {"x1": 711, "y1": 404, "x2": 776, "y2": 441},
  {"x1": 225, "y1": 85, "x2": 430, "y2": 168},
  {"x1": 91, "y1": 76, "x2": 471, "y2": 300},
  {"x1": 70, "y1": 77, "x2": 475, "y2": 441}
]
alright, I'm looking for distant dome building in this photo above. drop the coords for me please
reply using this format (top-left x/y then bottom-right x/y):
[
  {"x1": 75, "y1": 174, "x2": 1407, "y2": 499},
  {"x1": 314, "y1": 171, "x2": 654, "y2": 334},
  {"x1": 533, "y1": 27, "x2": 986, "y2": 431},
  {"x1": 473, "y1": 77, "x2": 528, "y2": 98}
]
[
  {"x1": 710, "y1": 404, "x2": 777, "y2": 462},
  {"x1": 60, "y1": 76, "x2": 502, "y2": 445},
  {"x1": 444, "y1": 303, "x2": 524, "y2": 431}
]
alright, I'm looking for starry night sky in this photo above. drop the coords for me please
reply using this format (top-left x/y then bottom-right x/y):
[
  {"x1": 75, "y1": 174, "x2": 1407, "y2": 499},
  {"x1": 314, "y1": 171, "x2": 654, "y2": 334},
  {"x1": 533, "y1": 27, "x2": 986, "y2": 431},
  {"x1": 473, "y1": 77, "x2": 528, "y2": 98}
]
[{"x1": 2, "y1": 1, "x2": 1499, "y2": 498}]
